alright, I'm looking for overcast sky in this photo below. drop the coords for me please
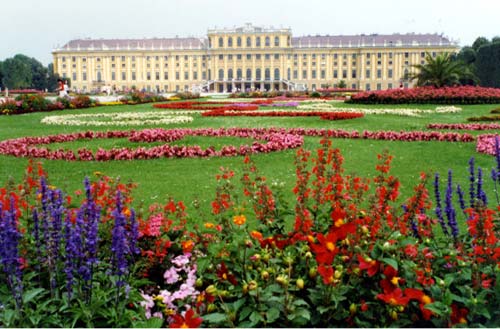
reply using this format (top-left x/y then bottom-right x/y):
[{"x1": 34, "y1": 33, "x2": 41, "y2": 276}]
[{"x1": 2, "y1": 0, "x2": 498, "y2": 65}]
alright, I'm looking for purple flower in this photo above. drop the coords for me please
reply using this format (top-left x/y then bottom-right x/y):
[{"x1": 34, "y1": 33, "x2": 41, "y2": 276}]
[
  {"x1": 433, "y1": 173, "x2": 449, "y2": 235},
  {"x1": 111, "y1": 191, "x2": 129, "y2": 286},
  {"x1": 0, "y1": 200, "x2": 23, "y2": 307},
  {"x1": 468, "y1": 157, "x2": 475, "y2": 208},
  {"x1": 445, "y1": 170, "x2": 459, "y2": 238}
]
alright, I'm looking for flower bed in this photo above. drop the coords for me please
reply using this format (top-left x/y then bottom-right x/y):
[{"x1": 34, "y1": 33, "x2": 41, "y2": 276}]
[
  {"x1": 0, "y1": 128, "x2": 474, "y2": 162},
  {"x1": 41, "y1": 111, "x2": 194, "y2": 126},
  {"x1": 201, "y1": 109, "x2": 365, "y2": 121},
  {"x1": 476, "y1": 134, "x2": 500, "y2": 156},
  {"x1": 153, "y1": 101, "x2": 259, "y2": 111},
  {"x1": 428, "y1": 123, "x2": 500, "y2": 130},
  {"x1": 348, "y1": 86, "x2": 500, "y2": 104},
  {"x1": 0, "y1": 128, "x2": 304, "y2": 161},
  {"x1": 1, "y1": 140, "x2": 499, "y2": 327},
  {"x1": 0, "y1": 94, "x2": 97, "y2": 115},
  {"x1": 297, "y1": 104, "x2": 462, "y2": 117}
]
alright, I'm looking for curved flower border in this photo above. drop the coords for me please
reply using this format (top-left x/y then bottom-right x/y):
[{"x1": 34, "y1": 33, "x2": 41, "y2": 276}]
[
  {"x1": 428, "y1": 123, "x2": 500, "y2": 131},
  {"x1": 0, "y1": 128, "x2": 304, "y2": 161},
  {"x1": 0, "y1": 127, "x2": 474, "y2": 162},
  {"x1": 41, "y1": 111, "x2": 195, "y2": 126}
]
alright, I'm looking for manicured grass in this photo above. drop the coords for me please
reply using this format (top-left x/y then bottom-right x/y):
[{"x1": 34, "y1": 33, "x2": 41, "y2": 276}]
[{"x1": 0, "y1": 100, "x2": 499, "y2": 216}]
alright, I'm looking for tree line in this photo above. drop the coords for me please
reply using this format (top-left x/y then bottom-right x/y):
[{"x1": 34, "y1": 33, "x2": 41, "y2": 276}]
[
  {"x1": 1, "y1": 36, "x2": 499, "y2": 92},
  {"x1": 0, "y1": 54, "x2": 63, "y2": 92}
]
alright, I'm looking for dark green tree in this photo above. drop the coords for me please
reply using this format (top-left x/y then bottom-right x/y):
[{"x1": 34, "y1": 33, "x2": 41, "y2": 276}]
[
  {"x1": 475, "y1": 42, "x2": 500, "y2": 87},
  {"x1": 0, "y1": 61, "x2": 4, "y2": 89},
  {"x1": 47, "y1": 63, "x2": 62, "y2": 92},
  {"x1": 456, "y1": 46, "x2": 476, "y2": 65},
  {"x1": 472, "y1": 37, "x2": 490, "y2": 52},
  {"x1": 409, "y1": 52, "x2": 476, "y2": 88},
  {"x1": 1, "y1": 54, "x2": 33, "y2": 89}
]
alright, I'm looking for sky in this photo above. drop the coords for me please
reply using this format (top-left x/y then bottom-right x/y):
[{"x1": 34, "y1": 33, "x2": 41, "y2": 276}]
[{"x1": 2, "y1": 0, "x2": 498, "y2": 66}]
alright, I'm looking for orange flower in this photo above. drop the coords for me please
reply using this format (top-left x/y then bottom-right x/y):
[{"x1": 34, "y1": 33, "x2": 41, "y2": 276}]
[
  {"x1": 233, "y1": 214, "x2": 246, "y2": 226},
  {"x1": 250, "y1": 230, "x2": 263, "y2": 240},
  {"x1": 376, "y1": 288, "x2": 410, "y2": 307},
  {"x1": 169, "y1": 308, "x2": 203, "y2": 328},
  {"x1": 204, "y1": 222, "x2": 215, "y2": 229},
  {"x1": 181, "y1": 240, "x2": 194, "y2": 253}
]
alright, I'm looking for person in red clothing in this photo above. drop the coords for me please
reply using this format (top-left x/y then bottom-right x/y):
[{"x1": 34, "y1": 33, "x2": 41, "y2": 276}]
[{"x1": 57, "y1": 79, "x2": 66, "y2": 97}]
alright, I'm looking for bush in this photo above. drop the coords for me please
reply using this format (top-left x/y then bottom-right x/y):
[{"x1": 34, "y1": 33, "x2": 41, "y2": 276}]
[
  {"x1": 310, "y1": 91, "x2": 321, "y2": 98},
  {"x1": 15, "y1": 94, "x2": 49, "y2": 111},
  {"x1": 173, "y1": 91, "x2": 200, "y2": 100}
]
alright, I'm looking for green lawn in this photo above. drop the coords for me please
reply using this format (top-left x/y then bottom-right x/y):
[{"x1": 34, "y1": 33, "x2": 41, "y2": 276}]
[{"x1": 1, "y1": 100, "x2": 499, "y2": 216}]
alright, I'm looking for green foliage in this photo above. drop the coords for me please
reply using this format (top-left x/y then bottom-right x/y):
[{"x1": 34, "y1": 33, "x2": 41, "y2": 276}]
[
  {"x1": 472, "y1": 37, "x2": 490, "y2": 52},
  {"x1": 1, "y1": 54, "x2": 33, "y2": 89},
  {"x1": 409, "y1": 52, "x2": 476, "y2": 88},
  {"x1": 475, "y1": 42, "x2": 500, "y2": 88},
  {"x1": 338, "y1": 80, "x2": 347, "y2": 89}
]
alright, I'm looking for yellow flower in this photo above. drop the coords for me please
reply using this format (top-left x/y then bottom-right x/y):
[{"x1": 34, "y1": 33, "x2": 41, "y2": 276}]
[
  {"x1": 233, "y1": 214, "x2": 246, "y2": 226},
  {"x1": 204, "y1": 222, "x2": 215, "y2": 229}
]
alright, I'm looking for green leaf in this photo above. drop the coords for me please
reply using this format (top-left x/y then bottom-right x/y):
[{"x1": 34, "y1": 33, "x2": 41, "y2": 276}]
[
  {"x1": 266, "y1": 307, "x2": 280, "y2": 323},
  {"x1": 22, "y1": 288, "x2": 45, "y2": 304},
  {"x1": 134, "y1": 317, "x2": 164, "y2": 328},
  {"x1": 249, "y1": 311, "x2": 264, "y2": 326},
  {"x1": 381, "y1": 258, "x2": 398, "y2": 271},
  {"x1": 424, "y1": 302, "x2": 448, "y2": 316},
  {"x1": 239, "y1": 306, "x2": 253, "y2": 321},
  {"x1": 203, "y1": 312, "x2": 227, "y2": 324}
]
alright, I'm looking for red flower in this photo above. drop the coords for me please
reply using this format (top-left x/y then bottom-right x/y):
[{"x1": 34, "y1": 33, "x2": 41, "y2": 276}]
[
  {"x1": 379, "y1": 265, "x2": 403, "y2": 293},
  {"x1": 404, "y1": 288, "x2": 434, "y2": 320},
  {"x1": 318, "y1": 265, "x2": 335, "y2": 285},
  {"x1": 357, "y1": 255, "x2": 380, "y2": 277},
  {"x1": 216, "y1": 262, "x2": 238, "y2": 285},
  {"x1": 376, "y1": 288, "x2": 410, "y2": 307},
  {"x1": 450, "y1": 304, "x2": 468, "y2": 326},
  {"x1": 169, "y1": 308, "x2": 203, "y2": 328}
]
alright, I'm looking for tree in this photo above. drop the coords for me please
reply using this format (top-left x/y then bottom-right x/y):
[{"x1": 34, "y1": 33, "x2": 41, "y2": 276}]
[
  {"x1": 0, "y1": 61, "x2": 4, "y2": 89},
  {"x1": 1, "y1": 54, "x2": 32, "y2": 89},
  {"x1": 409, "y1": 52, "x2": 476, "y2": 88},
  {"x1": 472, "y1": 37, "x2": 490, "y2": 52},
  {"x1": 456, "y1": 46, "x2": 476, "y2": 65},
  {"x1": 475, "y1": 42, "x2": 500, "y2": 87}
]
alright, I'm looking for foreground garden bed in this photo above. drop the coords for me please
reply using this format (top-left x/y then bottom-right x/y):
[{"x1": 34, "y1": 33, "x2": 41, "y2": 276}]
[{"x1": 0, "y1": 137, "x2": 499, "y2": 327}]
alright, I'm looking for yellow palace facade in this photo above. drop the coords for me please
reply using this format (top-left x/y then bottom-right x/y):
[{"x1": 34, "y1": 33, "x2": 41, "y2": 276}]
[{"x1": 52, "y1": 23, "x2": 458, "y2": 93}]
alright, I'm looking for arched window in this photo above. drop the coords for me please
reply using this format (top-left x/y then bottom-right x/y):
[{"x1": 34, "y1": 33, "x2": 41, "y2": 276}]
[
  {"x1": 246, "y1": 37, "x2": 252, "y2": 47},
  {"x1": 256, "y1": 68, "x2": 261, "y2": 80},
  {"x1": 237, "y1": 69, "x2": 242, "y2": 79},
  {"x1": 228, "y1": 37, "x2": 233, "y2": 47},
  {"x1": 265, "y1": 68, "x2": 271, "y2": 80},
  {"x1": 246, "y1": 69, "x2": 252, "y2": 79},
  {"x1": 274, "y1": 36, "x2": 280, "y2": 47},
  {"x1": 228, "y1": 69, "x2": 233, "y2": 79},
  {"x1": 97, "y1": 71, "x2": 102, "y2": 82},
  {"x1": 265, "y1": 36, "x2": 270, "y2": 47},
  {"x1": 237, "y1": 37, "x2": 242, "y2": 47},
  {"x1": 256, "y1": 37, "x2": 261, "y2": 47},
  {"x1": 218, "y1": 37, "x2": 223, "y2": 47},
  {"x1": 274, "y1": 68, "x2": 280, "y2": 80},
  {"x1": 218, "y1": 69, "x2": 224, "y2": 80},
  {"x1": 208, "y1": 69, "x2": 211, "y2": 80},
  {"x1": 287, "y1": 68, "x2": 291, "y2": 80}
]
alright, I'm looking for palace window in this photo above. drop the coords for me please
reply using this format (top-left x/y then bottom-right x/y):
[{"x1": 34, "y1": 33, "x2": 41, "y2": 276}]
[
  {"x1": 377, "y1": 61, "x2": 382, "y2": 65},
  {"x1": 265, "y1": 36, "x2": 270, "y2": 46},
  {"x1": 247, "y1": 54, "x2": 251, "y2": 60},
  {"x1": 194, "y1": 72, "x2": 198, "y2": 80},
  {"x1": 293, "y1": 70, "x2": 298, "y2": 79},
  {"x1": 302, "y1": 70, "x2": 307, "y2": 79},
  {"x1": 237, "y1": 37, "x2": 242, "y2": 47},
  {"x1": 366, "y1": 53, "x2": 371, "y2": 59},
  {"x1": 82, "y1": 57, "x2": 86, "y2": 62},
  {"x1": 404, "y1": 52, "x2": 409, "y2": 58},
  {"x1": 121, "y1": 72, "x2": 126, "y2": 80},
  {"x1": 365, "y1": 69, "x2": 371, "y2": 78},
  {"x1": 365, "y1": 83, "x2": 371, "y2": 91},
  {"x1": 265, "y1": 68, "x2": 270, "y2": 80},
  {"x1": 274, "y1": 68, "x2": 280, "y2": 80},
  {"x1": 303, "y1": 54, "x2": 307, "y2": 59},
  {"x1": 377, "y1": 69, "x2": 382, "y2": 79},
  {"x1": 132, "y1": 72, "x2": 136, "y2": 80},
  {"x1": 202, "y1": 71, "x2": 206, "y2": 80},
  {"x1": 333, "y1": 70, "x2": 338, "y2": 78},
  {"x1": 82, "y1": 72, "x2": 87, "y2": 81},
  {"x1": 333, "y1": 53, "x2": 338, "y2": 59},
  {"x1": 274, "y1": 36, "x2": 279, "y2": 47},
  {"x1": 256, "y1": 54, "x2": 261, "y2": 60},
  {"x1": 219, "y1": 55, "x2": 223, "y2": 60},
  {"x1": 155, "y1": 56, "x2": 159, "y2": 61},
  {"x1": 287, "y1": 68, "x2": 291, "y2": 80},
  {"x1": 237, "y1": 54, "x2": 242, "y2": 60},
  {"x1": 111, "y1": 72, "x2": 115, "y2": 80},
  {"x1": 184, "y1": 72, "x2": 189, "y2": 80},
  {"x1": 147, "y1": 72, "x2": 151, "y2": 80},
  {"x1": 228, "y1": 54, "x2": 233, "y2": 60},
  {"x1": 312, "y1": 70, "x2": 316, "y2": 79},
  {"x1": 377, "y1": 83, "x2": 382, "y2": 90},
  {"x1": 228, "y1": 37, "x2": 233, "y2": 47},
  {"x1": 377, "y1": 53, "x2": 382, "y2": 58},
  {"x1": 388, "y1": 53, "x2": 393, "y2": 59},
  {"x1": 265, "y1": 54, "x2": 270, "y2": 60},
  {"x1": 293, "y1": 54, "x2": 298, "y2": 60},
  {"x1": 156, "y1": 72, "x2": 160, "y2": 80},
  {"x1": 218, "y1": 69, "x2": 224, "y2": 80},
  {"x1": 237, "y1": 69, "x2": 242, "y2": 79},
  {"x1": 176, "y1": 72, "x2": 180, "y2": 80},
  {"x1": 388, "y1": 83, "x2": 393, "y2": 89},
  {"x1": 72, "y1": 72, "x2": 77, "y2": 81},
  {"x1": 256, "y1": 68, "x2": 261, "y2": 80},
  {"x1": 246, "y1": 37, "x2": 252, "y2": 47},
  {"x1": 352, "y1": 70, "x2": 357, "y2": 79},
  {"x1": 312, "y1": 54, "x2": 316, "y2": 60},
  {"x1": 342, "y1": 70, "x2": 347, "y2": 79},
  {"x1": 388, "y1": 69, "x2": 393, "y2": 78},
  {"x1": 164, "y1": 72, "x2": 168, "y2": 80},
  {"x1": 219, "y1": 37, "x2": 224, "y2": 47},
  {"x1": 274, "y1": 54, "x2": 279, "y2": 60},
  {"x1": 246, "y1": 69, "x2": 252, "y2": 79},
  {"x1": 164, "y1": 56, "x2": 168, "y2": 60},
  {"x1": 421, "y1": 52, "x2": 426, "y2": 57},
  {"x1": 343, "y1": 54, "x2": 347, "y2": 60},
  {"x1": 256, "y1": 37, "x2": 261, "y2": 47}
]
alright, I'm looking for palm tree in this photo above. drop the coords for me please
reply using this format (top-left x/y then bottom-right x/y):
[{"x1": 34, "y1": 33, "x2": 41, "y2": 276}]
[{"x1": 408, "y1": 52, "x2": 476, "y2": 88}]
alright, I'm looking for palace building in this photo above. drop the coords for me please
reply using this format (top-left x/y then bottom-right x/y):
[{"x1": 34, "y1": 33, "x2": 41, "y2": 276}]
[{"x1": 52, "y1": 23, "x2": 458, "y2": 93}]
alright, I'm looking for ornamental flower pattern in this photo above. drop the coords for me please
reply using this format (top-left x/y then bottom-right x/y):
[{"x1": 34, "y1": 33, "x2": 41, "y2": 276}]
[{"x1": 41, "y1": 111, "x2": 194, "y2": 126}]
